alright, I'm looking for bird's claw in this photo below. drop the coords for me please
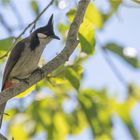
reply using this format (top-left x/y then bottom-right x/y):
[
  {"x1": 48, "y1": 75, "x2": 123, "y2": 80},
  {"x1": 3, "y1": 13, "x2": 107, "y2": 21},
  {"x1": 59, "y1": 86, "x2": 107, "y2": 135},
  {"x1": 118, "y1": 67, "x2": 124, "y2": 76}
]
[
  {"x1": 13, "y1": 77, "x2": 29, "y2": 85},
  {"x1": 33, "y1": 67, "x2": 45, "y2": 79}
]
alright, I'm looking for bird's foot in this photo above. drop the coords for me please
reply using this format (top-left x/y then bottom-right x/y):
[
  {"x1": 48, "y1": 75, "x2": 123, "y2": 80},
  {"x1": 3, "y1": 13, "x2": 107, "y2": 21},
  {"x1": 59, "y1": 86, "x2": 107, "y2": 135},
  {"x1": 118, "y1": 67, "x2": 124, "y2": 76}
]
[
  {"x1": 13, "y1": 77, "x2": 30, "y2": 85},
  {"x1": 33, "y1": 67, "x2": 45, "y2": 79}
]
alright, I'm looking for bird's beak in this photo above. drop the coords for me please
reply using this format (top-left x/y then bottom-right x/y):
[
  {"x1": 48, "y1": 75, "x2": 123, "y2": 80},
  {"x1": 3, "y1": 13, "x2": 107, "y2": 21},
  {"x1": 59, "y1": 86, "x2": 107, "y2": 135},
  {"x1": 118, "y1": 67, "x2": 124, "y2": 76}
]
[{"x1": 52, "y1": 35, "x2": 60, "y2": 40}]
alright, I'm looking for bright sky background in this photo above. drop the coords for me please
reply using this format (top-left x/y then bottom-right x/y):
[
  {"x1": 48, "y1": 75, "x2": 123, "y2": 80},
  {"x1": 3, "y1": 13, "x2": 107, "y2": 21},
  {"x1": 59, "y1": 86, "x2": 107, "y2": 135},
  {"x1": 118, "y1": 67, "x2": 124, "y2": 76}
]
[{"x1": 0, "y1": 0, "x2": 140, "y2": 140}]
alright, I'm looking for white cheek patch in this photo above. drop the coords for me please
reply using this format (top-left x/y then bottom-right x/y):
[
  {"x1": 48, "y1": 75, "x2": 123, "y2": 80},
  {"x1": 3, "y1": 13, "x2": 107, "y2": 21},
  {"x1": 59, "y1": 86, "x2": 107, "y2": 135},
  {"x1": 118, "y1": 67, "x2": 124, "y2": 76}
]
[{"x1": 37, "y1": 33, "x2": 47, "y2": 39}]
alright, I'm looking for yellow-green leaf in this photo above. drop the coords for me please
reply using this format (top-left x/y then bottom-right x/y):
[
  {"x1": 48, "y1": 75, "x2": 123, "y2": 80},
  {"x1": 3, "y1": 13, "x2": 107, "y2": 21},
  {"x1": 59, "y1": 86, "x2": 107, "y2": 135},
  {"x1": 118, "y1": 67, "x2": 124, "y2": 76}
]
[
  {"x1": 84, "y1": 3, "x2": 103, "y2": 29},
  {"x1": 65, "y1": 68, "x2": 80, "y2": 90},
  {"x1": 31, "y1": 0, "x2": 40, "y2": 16},
  {"x1": 0, "y1": 37, "x2": 13, "y2": 51}
]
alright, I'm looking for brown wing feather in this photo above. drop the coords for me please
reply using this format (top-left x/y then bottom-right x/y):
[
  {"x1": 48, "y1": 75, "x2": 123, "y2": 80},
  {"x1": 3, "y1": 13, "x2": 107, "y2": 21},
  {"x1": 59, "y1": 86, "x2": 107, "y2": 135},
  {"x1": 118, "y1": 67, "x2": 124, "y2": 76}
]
[
  {"x1": 1, "y1": 39, "x2": 26, "y2": 90},
  {"x1": 0, "y1": 39, "x2": 28, "y2": 128}
]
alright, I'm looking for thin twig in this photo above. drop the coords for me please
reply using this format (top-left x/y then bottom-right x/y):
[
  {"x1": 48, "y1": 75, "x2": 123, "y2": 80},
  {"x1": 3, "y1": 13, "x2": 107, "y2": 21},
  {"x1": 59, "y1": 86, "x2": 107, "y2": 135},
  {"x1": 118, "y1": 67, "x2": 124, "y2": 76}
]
[
  {"x1": 16, "y1": 0, "x2": 54, "y2": 40},
  {"x1": 0, "y1": 51, "x2": 9, "y2": 59},
  {"x1": 0, "y1": 0, "x2": 54, "y2": 60}
]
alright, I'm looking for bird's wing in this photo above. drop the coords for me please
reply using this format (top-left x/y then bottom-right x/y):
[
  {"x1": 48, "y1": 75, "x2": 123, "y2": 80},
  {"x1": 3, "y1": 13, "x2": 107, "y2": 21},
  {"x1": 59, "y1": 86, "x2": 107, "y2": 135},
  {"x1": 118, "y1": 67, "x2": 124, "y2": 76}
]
[{"x1": 1, "y1": 39, "x2": 27, "y2": 90}]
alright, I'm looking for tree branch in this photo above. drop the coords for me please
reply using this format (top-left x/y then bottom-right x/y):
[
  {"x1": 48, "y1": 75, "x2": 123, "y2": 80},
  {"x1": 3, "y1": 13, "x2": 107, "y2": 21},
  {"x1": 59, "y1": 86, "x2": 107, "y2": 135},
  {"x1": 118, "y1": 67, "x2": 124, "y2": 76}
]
[{"x1": 0, "y1": 0, "x2": 90, "y2": 104}]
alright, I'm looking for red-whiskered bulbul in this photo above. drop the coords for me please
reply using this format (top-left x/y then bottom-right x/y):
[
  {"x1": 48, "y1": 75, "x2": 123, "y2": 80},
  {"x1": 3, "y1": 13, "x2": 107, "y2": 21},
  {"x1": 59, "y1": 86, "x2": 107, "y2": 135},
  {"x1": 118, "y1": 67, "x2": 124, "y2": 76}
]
[{"x1": 0, "y1": 14, "x2": 60, "y2": 128}]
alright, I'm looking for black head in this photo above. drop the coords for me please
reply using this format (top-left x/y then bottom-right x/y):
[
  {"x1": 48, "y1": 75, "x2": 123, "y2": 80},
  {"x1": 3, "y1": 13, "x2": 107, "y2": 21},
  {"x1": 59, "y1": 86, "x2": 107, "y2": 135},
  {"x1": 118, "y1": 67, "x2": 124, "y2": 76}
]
[{"x1": 36, "y1": 14, "x2": 60, "y2": 40}]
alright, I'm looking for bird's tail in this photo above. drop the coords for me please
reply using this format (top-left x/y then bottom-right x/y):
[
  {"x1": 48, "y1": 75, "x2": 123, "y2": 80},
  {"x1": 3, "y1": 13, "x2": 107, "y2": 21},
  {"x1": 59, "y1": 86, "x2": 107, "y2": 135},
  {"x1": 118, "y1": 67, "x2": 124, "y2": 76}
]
[
  {"x1": 0, "y1": 102, "x2": 6, "y2": 128},
  {"x1": 0, "y1": 82, "x2": 9, "y2": 128}
]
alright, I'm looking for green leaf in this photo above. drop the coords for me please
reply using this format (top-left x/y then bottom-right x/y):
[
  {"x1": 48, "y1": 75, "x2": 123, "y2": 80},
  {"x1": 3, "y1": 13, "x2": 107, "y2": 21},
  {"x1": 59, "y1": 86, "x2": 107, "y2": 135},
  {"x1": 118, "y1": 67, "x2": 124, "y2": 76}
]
[
  {"x1": 1, "y1": 0, "x2": 10, "y2": 5},
  {"x1": 79, "y1": 2, "x2": 102, "y2": 54},
  {"x1": 58, "y1": 23, "x2": 69, "y2": 41},
  {"x1": 53, "y1": 112, "x2": 69, "y2": 140},
  {"x1": 67, "y1": 3, "x2": 103, "y2": 28},
  {"x1": 78, "y1": 33, "x2": 95, "y2": 54},
  {"x1": 65, "y1": 110, "x2": 87, "y2": 134},
  {"x1": 118, "y1": 109, "x2": 140, "y2": 140},
  {"x1": 78, "y1": 89, "x2": 99, "y2": 136},
  {"x1": 78, "y1": 89, "x2": 112, "y2": 137},
  {"x1": 132, "y1": 0, "x2": 140, "y2": 4},
  {"x1": 84, "y1": 3, "x2": 103, "y2": 29},
  {"x1": 109, "y1": 0, "x2": 122, "y2": 13},
  {"x1": 66, "y1": 3, "x2": 103, "y2": 55},
  {"x1": 31, "y1": 0, "x2": 40, "y2": 16},
  {"x1": 58, "y1": 23, "x2": 69, "y2": 33},
  {"x1": 8, "y1": 114, "x2": 30, "y2": 140},
  {"x1": 66, "y1": 9, "x2": 76, "y2": 22},
  {"x1": 104, "y1": 43, "x2": 140, "y2": 68},
  {"x1": 65, "y1": 68, "x2": 80, "y2": 90},
  {"x1": 0, "y1": 37, "x2": 13, "y2": 51},
  {"x1": 124, "y1": 118, "x2": 140, "y2": 140}
]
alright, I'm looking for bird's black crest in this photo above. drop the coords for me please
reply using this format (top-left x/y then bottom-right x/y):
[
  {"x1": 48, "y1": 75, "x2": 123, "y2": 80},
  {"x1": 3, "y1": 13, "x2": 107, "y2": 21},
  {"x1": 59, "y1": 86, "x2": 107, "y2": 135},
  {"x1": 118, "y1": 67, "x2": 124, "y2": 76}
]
[
  {"x1": 46, "y1": 14, "x2": 54, "y2": 35},
  {"x1": 30, "y1": 14, "x2": 59, "y2": 50},
  {"x1": 36, "y1": 14, "x2": 55, "y2": 37}
]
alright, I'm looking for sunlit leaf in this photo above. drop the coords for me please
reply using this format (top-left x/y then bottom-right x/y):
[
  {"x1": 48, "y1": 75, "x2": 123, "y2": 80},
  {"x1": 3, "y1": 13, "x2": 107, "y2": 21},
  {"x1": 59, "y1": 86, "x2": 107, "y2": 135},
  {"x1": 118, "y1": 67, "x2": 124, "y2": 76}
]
[
  {"x1": 53, "y1": 112, "x2": 69, "y2": 140},
  {"x1": 95, "y1": 135, "x2": 111, "y2": 140},
  {"x1": 84, "y1": 3, "x2": 103, "y2": 29},
  {"x1": 79, "y1": 1, "x2": 103, "y2": 42},
  {"x1": 15, "y1": 85, "x2": 35, "y2": 98},
  {"x1": 4, "y1": 108, "x2": 18, "y2": 121},
  {"x1": 66, "y1": 9, "x2": 76, "y2": 22},
  {"x1": 8, "y1": 114, "x2": 30, "y2": 140},
  {"x1": 67, "y1": 3, "x2": 102, "y2": 55},
  {"x1": 78, "y1": 32, "x2": 95, "y2": 54},
  {"x1": 65, "y1": 68, "x2": 80, "y2": 90},
  {"x1": 67, "y1": 3, "x2": 102, "y2": 28}
]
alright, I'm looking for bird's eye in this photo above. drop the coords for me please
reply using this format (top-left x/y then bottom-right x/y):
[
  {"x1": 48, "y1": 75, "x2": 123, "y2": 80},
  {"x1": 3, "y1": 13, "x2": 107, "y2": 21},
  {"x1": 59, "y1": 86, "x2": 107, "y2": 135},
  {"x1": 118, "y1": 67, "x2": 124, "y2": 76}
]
[{"x1": 37, "y1": 33, "x2": 47, "y2": 38}]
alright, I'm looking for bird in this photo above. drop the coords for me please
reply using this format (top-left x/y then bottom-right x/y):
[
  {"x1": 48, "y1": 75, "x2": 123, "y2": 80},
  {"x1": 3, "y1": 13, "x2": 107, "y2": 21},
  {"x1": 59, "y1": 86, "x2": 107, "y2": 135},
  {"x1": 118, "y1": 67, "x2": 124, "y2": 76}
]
[{"x1": 0, "y1": 14, "x2": 60, "y2": 128}]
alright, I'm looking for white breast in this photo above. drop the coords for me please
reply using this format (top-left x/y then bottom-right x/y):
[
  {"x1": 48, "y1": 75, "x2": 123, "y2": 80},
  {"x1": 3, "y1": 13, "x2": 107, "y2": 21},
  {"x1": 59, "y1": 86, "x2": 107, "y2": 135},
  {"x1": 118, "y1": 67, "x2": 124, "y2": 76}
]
[{"x1": 10, "y1": 37, "x2": 51, "y2": 79}]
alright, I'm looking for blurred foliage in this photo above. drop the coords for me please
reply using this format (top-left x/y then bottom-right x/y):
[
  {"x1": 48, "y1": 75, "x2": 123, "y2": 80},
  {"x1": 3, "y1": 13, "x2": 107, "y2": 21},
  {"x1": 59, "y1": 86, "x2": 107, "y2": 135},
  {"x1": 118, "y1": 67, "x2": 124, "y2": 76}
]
[
  {"x1": 0, "y1": 37, "x2": 13, "y2": 51},
  {"x1": 0, "y1": 0, "x2": 140, "y2": 140},
  {"x1": 30, "y1": 0, "x2": 40, "y2": 16},
  {"x1": 104, "y1": 43, "x2": 140, "y2": 68},
  {"x1": 132, "y1": 0, "x2": 140, "y2": 4}
]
